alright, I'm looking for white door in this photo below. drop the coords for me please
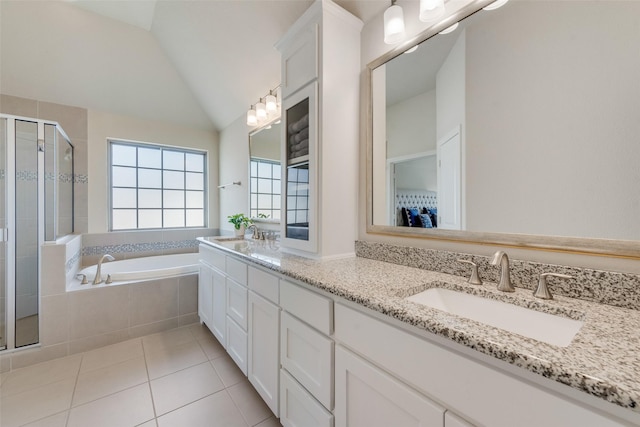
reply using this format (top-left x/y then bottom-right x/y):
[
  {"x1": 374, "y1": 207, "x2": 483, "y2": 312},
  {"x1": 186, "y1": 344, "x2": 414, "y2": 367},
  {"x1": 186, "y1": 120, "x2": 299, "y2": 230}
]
[
  {"x1": 335, "y1": 345, "x2": 445, "y2": 427},
  {"x1": 248, "y1": 291, "x2": 280, "y2": 416},
  {"x1": 211, "y1": 268, "x2": 227, "y2": 348},
  {"x1": 198, "y1": 264, "x2": 213, "y2": 328},
  {"x1": 437, "y1": 126, "x2": 462, "y2": 230}
]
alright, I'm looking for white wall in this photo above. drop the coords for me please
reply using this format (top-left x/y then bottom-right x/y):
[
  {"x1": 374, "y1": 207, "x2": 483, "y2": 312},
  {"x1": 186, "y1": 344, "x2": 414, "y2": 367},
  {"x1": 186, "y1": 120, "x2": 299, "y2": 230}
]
[
  {"x1": 387, "y1": 90, "x2": 436, "y2": 158},
  {"x1": 218, "y1": 114, "x2": 253, "y2": 233},
  {"x1": 88, "y1": 109, "x2": 219, "y2": 233}
]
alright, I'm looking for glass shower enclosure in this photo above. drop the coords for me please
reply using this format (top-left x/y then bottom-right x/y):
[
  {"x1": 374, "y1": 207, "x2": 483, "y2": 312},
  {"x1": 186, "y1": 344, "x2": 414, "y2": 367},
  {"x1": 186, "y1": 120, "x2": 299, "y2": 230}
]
[{"x1": 0, "y1": 114, "x2": 74, "y2": 351}]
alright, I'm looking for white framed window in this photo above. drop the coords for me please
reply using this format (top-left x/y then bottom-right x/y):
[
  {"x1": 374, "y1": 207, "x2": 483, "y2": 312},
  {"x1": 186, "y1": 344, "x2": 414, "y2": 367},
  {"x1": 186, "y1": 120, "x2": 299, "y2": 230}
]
[
  {"x1": 250, "y1": 158, "x2": 281, "y2": 220},
  {"x1": 109, "y1": 140, "x2": 207, "y2": 230}
]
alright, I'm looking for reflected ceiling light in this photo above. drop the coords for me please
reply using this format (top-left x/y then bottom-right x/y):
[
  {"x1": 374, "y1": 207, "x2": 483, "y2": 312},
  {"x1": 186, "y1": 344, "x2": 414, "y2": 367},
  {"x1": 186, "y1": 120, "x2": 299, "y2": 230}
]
[
  {"x1": 384, "y1": 0, "x2": 405, "y2": 45},
  {"x1": 483, "y1": 0, "x2": 509, "y2": 11},
  {"x1": 265, "y1": 91, "x2": 278, "y2": 113},
  {"x1": 419, "y1": 0, "x2": 445, "y2": 22},
  {"x1": 256, "y1": 99, "x2": 267, "y2": 121},
  {"x1": 404, "y1": 45, "x2": 419, "y2": 54},
  {"x1": 246, "y1": 106, "x2": 257, "y2": 126},
  {"x1": 439, "y1": 22, "x2": 459, "y2": 34}
]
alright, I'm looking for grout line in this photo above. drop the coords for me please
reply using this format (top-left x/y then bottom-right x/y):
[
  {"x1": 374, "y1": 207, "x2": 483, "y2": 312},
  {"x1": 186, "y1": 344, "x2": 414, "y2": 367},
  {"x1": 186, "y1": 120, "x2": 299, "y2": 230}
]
[
  {"x1": 141, "y1": 337, "x2": 158, "y2": 422},
  {"x1": 66, "y1": 352, "x2": 84, "y2": 427}
]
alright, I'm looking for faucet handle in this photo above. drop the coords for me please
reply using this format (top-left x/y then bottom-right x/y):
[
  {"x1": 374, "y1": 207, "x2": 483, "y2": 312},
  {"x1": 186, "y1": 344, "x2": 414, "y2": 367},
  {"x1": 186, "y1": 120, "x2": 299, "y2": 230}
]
[
  {"x1": 534, "y1": 273, "x2": 573, "y2": 300},
  {"x1": 457, "y1": 259, "x2": 483, "y2": 285},
  {"x1": 76, "y1": 273, "x2": 88, "y2": 285}
]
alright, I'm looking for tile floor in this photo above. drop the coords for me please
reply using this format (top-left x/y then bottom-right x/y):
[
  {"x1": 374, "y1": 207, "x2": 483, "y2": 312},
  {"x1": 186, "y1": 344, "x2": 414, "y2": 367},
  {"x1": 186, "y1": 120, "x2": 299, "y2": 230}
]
[{"x1": 0, "y1": 323, "x2": 281, "y2": 427}]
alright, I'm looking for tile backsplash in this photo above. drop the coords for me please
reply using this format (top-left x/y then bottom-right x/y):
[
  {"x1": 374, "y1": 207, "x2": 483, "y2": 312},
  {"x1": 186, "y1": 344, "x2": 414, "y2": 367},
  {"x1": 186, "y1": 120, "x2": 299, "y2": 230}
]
[{"x1": 355, "y1": 241, "x2": 640, "y2": 311}]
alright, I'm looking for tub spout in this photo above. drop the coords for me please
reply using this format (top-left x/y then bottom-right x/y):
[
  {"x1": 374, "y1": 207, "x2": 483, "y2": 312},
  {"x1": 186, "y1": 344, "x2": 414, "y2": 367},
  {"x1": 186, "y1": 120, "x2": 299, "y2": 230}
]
[{"x1": 93, "y1": 254, "x2": 115, "y2": 285}]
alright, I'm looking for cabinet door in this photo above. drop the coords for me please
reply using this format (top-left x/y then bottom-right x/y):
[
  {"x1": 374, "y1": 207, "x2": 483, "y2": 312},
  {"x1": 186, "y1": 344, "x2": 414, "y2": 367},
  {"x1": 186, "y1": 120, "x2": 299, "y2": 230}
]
[
  {"x1": 198, "y1": 264, "x2": 213, "y2": 328},
  {"x1": 335, "y1": 345, "x2": 445, "y2": 427},
  {"x1": 211, "y1": 268, "x2": 227, "y2": 348},
  {"x1": 248, "y1": 291, "x2": 280, "y2": 416},
  {"x1": 226, "y1": 278, "x2": 248, "y2": 331},
  {"x1": 445, "y1": 412, "x2": 476, "y2": 427},
  {"x1": 280, "y1": 369, "x2": 333, "y2": 427},
  {"x1": 227, "y1": 317, "x2": 248, "y2": 375},
  {"x1": 280, "y1": 22, "x2": 318, "y2": 98}
]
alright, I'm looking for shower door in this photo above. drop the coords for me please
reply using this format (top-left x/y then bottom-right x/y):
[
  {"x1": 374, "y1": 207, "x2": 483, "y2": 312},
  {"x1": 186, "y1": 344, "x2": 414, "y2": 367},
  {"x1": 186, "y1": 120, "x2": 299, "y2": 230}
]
[{"x1": 0, "y1": 118, "x2": 6, "y2": 350}]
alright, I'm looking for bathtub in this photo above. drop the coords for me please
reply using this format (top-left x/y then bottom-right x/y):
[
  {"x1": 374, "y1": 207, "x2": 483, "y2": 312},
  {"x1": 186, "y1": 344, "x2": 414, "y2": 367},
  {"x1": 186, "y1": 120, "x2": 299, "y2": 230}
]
[{"x1": 72, "y1": 253, "x2": 200, "y2": 290}]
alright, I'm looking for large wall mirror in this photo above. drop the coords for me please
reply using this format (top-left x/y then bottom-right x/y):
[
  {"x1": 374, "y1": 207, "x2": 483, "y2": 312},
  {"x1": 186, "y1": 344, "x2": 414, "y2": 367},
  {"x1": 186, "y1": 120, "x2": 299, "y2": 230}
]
[
  {"x1": 249, "y1": 120, "x2": 282, "y2": 222},
  {"x1": 368, "y1": 0, "x2": 640, "y2": 257}
]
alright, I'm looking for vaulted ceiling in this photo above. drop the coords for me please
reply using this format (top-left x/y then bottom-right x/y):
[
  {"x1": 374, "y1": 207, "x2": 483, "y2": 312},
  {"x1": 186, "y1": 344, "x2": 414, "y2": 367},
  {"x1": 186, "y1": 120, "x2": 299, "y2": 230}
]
[{"x1": 0, "y1": 0, "x2": 388, "y2": 131}]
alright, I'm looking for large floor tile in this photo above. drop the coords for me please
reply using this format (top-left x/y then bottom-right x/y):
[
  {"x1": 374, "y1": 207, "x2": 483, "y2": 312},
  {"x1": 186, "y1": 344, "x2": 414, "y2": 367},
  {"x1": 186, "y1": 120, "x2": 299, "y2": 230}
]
[
  {"x1": 136, "y1": 420, "x2": 158, "y2": 427},
  {"x1": 142, "y1": 326, "x2": 195, "y2": 353},
  {"x1": 211, "y1": 353, "x2": 246, "y2": 387},
  {"x1": 1, "y1": 354, "x2": 81, "y2": 397},
  {"x1": 255, "y1": 417, "x2": 283, "y2": 427},
  {"x1": 145, "y1": 339, "x2": 207, "y2": 379},
  {"x1": 196, "y1": 331, "x2": 226, "y2": 360},
  {"x1": 73, "y1": 355, "x2": 148, "y2": 406},
  {"x1": 156, "y1": 390, "x2": 248, "y2": 427},
  {"x1": 0, "y1": 377, "x2": 75, "y2": 427},
  {"x1": 67, "y1": 383, "x2": 155, "y2": 427},
  {"x1": 150, "y1": 361, "x2": 224, "y2": 416},
  {"x1": 79, "y1": 338, "x2": 143, "y2": 372},
  {"x1": 228, "y1": 379, "x2": 274, "y2": 426},
  {"x1": 21, "y1": 411, "x2": 68, "y2": 427}
]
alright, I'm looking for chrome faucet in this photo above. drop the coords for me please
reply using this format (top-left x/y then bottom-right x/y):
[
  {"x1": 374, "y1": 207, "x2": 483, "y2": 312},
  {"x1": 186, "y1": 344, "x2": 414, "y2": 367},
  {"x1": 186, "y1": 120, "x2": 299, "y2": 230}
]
[
  {"x1": 490, "y1": 250, "x2": 515, "y2": 292},
  {"x1": 247, "y1": 224, "x2": 260, "y2": 239},
  {"x1": 93, "y1": 254, "x2": 115, "y2": 285}
]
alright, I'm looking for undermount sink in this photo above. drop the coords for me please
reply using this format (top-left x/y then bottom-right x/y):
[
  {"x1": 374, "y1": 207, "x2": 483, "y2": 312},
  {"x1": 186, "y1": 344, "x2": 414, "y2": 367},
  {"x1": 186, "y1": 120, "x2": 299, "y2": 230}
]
[{"x1": 406, "y1": 288, "x2": 584, "y2": 347}]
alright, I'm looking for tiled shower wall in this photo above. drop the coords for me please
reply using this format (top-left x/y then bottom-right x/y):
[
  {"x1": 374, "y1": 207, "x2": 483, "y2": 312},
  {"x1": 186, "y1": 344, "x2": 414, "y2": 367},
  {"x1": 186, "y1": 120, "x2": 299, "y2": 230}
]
[{"x1": 0, "y1": 93, "x2": 89, "y2": 233}]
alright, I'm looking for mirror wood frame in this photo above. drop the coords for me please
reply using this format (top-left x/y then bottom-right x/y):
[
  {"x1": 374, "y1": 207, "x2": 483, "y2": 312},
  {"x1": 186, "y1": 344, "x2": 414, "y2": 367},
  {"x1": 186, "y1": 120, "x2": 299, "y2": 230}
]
[{"x1": 365, "y1": 0, "x2": 640, "y2": 259}]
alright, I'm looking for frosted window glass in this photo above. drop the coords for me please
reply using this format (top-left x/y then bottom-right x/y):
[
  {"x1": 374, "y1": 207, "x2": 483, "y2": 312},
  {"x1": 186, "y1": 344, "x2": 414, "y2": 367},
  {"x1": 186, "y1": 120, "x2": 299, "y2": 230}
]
[
  {"x1": 258, "y1": 178, "x2": 271, "y2": 194},
  {"x1": 112, "y1": 166, "x2": 136, "y2": 187},
  {"x1": 186, "y1": 209, "x2": 204, "y2": 227},
  {"x1": 186, "y1": 191, "x2": 203, "y2": 209},
  {"x1": 112, "y1": 144, "x2": 136, "y2": 166},
  {"x1": 258, "y1": 162, "x2": 271, "y2": 178},
  {"x1": 139, "y1": 189, "x2": 161, "y2": 208},
  {"x1": 163, "y1": 151, "x2": 184, "y2": 170},
  {"x1": 138, "y1": 147, "x2": 161, "y2": 168},
  {"x1": 164, "y1": 190, "x2": 185, "y2": 208},
  {"x1": 258, "y1": 194, "x2": 271, "y2": 209},
  {"x1": 273, "y1": 180, "x2": 281, "y2": 195},
  {"x1": 186, "y1": 172, "x2": 203, "y2": 190},
  {"x1": 186, "y1": 153, "x2": 204, "y2": 172},
  {"x1": 139, "y1": 210, "x2": 162, "y2": 228},
  {"x1": 251, "y1": 161, "x2": 258, "y2": 176},
  {"x1": 164, "y1": 210, "x2": 184, "y2": 228},
  {"x1": 112, "y1": 209, "x2": 137, "y2": 230},
  {"x1": 138, "y1": 168, "x2": 161, "y2": 188},
  {"x1": 163, "y1": 171, "x2": 184, "y2": 189},
  {"x1": 112, "y1": 188, "x2": 136, "y2": 208}
]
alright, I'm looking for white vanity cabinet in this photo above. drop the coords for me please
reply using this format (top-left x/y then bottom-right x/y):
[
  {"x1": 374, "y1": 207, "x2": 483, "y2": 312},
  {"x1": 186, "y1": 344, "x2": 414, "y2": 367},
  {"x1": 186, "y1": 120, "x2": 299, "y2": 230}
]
[
  {"x1": 197, "y1": 264, "x2": 213, "y2": 327},
  {"x1": 276, "y1": 0, "x2": 362, "y2": 259},
  {"x1": 248, "y1": 266, "x2": 281, "y2": 417},
  {"x1": 279, "y1": 279, "x2": 335, "y2": 427}
]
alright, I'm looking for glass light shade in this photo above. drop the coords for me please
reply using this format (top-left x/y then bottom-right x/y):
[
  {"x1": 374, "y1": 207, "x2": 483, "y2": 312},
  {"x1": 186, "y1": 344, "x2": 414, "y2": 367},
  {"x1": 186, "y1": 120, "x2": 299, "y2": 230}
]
[
  {"x1": 265, "y1": 94, "x2": 277, "y2": 113},
  {"x1": 404, "y1": 45, "x2": 419, "y2": 54},
  {"x1": 246, "y1": 108, "x2": 257, "y2": 126},
  {"x1": 483, "y1": 0, "x2": 509, "y2": 11},
  {"x1": 419, "y1": 0, "x2": 445, "y2": 22},
  {"x1": 383, "y1": 4, "x2": 405, "y2": 45},
  {"x1": 256, "y1": 102, "x2": 267, "y2": 120},
  {"x1": 439, "y1": 22, "x2": 459, "y2": 35}
]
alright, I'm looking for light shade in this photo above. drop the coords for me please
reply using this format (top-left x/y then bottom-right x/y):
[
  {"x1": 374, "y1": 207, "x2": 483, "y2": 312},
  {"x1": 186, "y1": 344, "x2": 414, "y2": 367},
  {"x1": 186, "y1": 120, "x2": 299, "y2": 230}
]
[
  {"x1": 256, "y1": 101, "x2": 267, "y2": 121},
  {"x1": 265, "y1": 93, "x2": 278, "y2": 113},
  {"x1": 384, "y1": 3, "x2": 405, "y2": 45},
  {"x1": 439, "y1": 22, "x2": 459, "y2": 35},
  {"x1": 246, "y1": 107, "x2": 257, "y2": 126},
  {"x1": 483, "y1": 0, "x2": 509, "y2": 11},
  {"x1": 419, "y1": 0, "x2": 445, "y2": 22}
]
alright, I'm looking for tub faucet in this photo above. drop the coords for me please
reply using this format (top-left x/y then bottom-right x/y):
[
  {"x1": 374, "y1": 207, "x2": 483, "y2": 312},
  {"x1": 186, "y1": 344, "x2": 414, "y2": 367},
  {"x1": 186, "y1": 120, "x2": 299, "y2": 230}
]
[
  {"x1": 93, "y1": 254, "x2": 115, "y2": 285},
  {"x1": 490, "y1": 250, "x2": 515, "y2": 292}
]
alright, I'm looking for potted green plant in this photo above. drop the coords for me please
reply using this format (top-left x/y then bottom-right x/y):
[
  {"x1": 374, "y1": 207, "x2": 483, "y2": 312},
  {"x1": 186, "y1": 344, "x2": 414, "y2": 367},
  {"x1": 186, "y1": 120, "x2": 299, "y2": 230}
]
[{"x1": 228, "y1": 213, "x2": 252, "y2": 237}]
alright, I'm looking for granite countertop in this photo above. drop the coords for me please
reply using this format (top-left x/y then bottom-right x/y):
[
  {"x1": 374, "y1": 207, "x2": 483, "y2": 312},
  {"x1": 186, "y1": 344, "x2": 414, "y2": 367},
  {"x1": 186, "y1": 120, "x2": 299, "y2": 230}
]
[{"x1": 197, "y1": 236, "x2": 640, "y2": 414}]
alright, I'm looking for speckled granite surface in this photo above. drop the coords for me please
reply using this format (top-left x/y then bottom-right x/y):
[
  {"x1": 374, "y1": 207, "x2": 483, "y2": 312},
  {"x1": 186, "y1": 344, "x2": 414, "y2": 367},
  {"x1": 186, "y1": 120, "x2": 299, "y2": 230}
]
[{"x1": 198, "y1": 237, "x2": 640, "y2": 414}]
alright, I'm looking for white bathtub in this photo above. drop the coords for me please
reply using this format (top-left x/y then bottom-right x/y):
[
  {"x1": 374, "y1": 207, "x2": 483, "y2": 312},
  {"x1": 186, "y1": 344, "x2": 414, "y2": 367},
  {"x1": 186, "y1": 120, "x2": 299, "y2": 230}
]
[{"x1": 73, "y1": 253, "x2": 200, "y2": 290}]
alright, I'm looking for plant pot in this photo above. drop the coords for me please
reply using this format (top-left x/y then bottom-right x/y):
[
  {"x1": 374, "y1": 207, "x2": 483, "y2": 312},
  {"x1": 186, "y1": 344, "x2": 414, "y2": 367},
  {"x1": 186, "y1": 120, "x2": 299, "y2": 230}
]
[{"x1": 234, "y1": 225, "x2": 245, "y2": 237}]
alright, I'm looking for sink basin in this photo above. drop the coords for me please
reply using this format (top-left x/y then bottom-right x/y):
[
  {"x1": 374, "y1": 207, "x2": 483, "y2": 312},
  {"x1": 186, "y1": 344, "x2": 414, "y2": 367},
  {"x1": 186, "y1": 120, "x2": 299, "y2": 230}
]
[{"x1": 406, "y1": 288, "x2": 583, "y2": 347}]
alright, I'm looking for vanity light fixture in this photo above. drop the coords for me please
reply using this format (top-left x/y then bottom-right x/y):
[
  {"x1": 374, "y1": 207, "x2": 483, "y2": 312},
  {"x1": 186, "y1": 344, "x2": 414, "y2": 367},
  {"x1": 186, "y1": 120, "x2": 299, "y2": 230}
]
[
  {"x1": 404, "y1": 45, "x2": 419, "y2": 54},
  {"x1": 419, "y1": 0, "x2": 445, "y2": 22},
  {"x1": 256, "y1": 99, "x2": 267, "y2": 121},
  {"x1": 265, "y1": 91, "x2": 278, "y2": 113},
  {"x1": 384, "y1": 0, "x2": 406, "y2": 45},
  {"x1": 439, "y1": 22, "x2": 459, "y2": 34},
  {"x1": 483, "y1": 0, "x2": 509, "y2": 11},
  {"x1": 246, "y1": 106, "x2": 258, "y2": 126}
]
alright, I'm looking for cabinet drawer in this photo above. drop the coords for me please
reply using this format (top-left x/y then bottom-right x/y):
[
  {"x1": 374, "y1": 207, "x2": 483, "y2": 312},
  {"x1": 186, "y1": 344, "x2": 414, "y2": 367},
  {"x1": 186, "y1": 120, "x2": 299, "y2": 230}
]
[
  {"x1": 281, "y1": 23, "x2": 318, "y2": 99},
  {"x1": 280, "y1": 369, "x2": 333, "y2": 427},
  {"x1": 226, "y1": 256, "x2": 247, "y2": 286},
  {"x1": 199, "y1": 244, "x2": 225, "y2": 271},
  {"x1": 281, "y1": 312, "x2": 333, "y2": 410},
  {"x1": 280, "y1": 280, "x2": 332, "y2": 335},
  {"x1": 227, "y1": 317, "x2": 248, "y2": 375},
  {"x1": 226, "y1": 278, "x2": 248, "y2": 331},
  {"x1": 249, "y1": 266, "x2": 279, "y2": 304}
]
